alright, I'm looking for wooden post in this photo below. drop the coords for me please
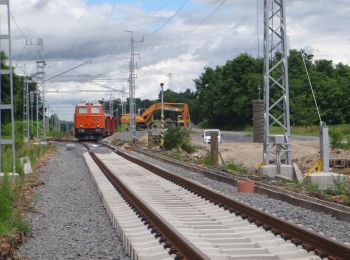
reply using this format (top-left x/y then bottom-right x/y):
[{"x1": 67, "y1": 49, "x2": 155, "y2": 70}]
[
  {"x1": 148, "y1": 130, "x2": 153, "y2": 150},
  {"x1": 211, "y1": 132, "x2": 219, "y2": 166}
]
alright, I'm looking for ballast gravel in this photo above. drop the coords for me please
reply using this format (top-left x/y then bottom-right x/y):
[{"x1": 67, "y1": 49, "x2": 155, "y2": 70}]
[
  {"x1": 19, "y1": 143, "x2": 130, "y2": 260},
  {"x1": 127, "y1": 149, "x2": 350, "y2": 244}
]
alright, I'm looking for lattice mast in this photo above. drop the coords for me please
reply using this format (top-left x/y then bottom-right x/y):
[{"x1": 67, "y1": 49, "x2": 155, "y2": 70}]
[
  {"x1": 127, "y1": 32, "x2": 136, "y2": 142},
  {"x1": 0, "y1": 0, "x2": 16, "y2": 173},
  {"x1": 35, "y1": 39, "x2": 46, "y2": 143},
  {"x1": 263, "y1": 0, "x2": 291, "y2": 165}
]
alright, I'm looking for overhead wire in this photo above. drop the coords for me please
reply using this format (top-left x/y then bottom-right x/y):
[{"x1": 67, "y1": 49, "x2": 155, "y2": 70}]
[
  {"x1": 45, "y1": 61, "x2": 91, "y2": 82},
  {"x1": 300, "y1": 50, "x2": 323, "y2": 124},
  {"x1": 10, "y1": 12, "x2": 28, "y2": 63},
  {"x1": 50, "y1": 0, "x2": 96, "y2": 51},
  {"x1": 97, "y1": 0, "x2": 181, "y2": 63},
  {"x1": 143, "y1": 0, "x2": 189, "y2": 37},
  {"x1": 10, "y1": 12, "x2": 27, "y2": 40},
  {"x1": 142, "y1": 0, "x2": 227, "y2": 60},
  {"x1": 94, "y1": 0, "x2": 118, "y2": 55}
]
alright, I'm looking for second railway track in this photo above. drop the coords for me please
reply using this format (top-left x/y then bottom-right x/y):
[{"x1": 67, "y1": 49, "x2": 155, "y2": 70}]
[{"x1": 80, "y1": 142, "x2": 350, "y2": 259}]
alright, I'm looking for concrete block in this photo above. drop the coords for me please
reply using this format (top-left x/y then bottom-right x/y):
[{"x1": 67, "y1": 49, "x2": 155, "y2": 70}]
[
  {"x1": 0, "y1": 172, "x2": 19, "y2": 184},
  {"x1": 260, "y1": 164, "x2": 295, "y2": 180},
  {"x1": 292, "y1": 163, "x2": 303, "y2": 183},
  {"x1": 333, "y1": 159, "x2": 345, "y2": 168},
  {"x1": 66, "y1": 143, "x2": 75, "y2": 150},
  {"x1": 305, "y1": 172, "x2": 348, "y2": 190},
  {"x1": 20, "y1": 156, "x2": 32, "y2": 175}
]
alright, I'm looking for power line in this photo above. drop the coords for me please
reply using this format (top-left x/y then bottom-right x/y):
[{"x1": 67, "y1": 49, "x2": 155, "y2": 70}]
[
  {"x1": 95, "y1": 0, "x2": 118, "y2": 53},
  {"x1": 144, "y1": 0, "x2": 189, "y2": 37},
  {"x1": 99, "y1": 0, "x2": 177, "y2": 64},
  {"x1": 45, "y1": 61, "x2": 91, "y2": 82},
  {"x1": 10, "y1": 11, "x2": 27, "y2": 40},
  {"x1": 142, "y1": 0, "x2": 227, "y2": 60},
  {"x1": 50, "y1": 0, "x2": 96, "y2": 50}
]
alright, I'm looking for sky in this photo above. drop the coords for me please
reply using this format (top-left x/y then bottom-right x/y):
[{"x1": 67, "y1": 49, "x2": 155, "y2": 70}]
[{"x1": 9, "y1": 0, "x2": 350, "y2": 120}]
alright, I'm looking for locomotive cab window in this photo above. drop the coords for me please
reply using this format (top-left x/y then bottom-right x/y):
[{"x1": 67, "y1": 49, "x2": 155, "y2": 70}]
[
  {"x1": 91, "y1": 107, "x2": 101, "y2": 114},
  {"x1": 79, "y1": 107, "x2": 88, "y2": 114}
]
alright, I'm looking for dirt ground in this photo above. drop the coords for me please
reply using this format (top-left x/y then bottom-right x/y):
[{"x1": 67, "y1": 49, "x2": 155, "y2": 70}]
[
  {"x1": 191, "y1": 135, "x2": 350, "y2": 174},
  {"x1": 109, "y1": 130, "x2": 350, "y2": 175}
]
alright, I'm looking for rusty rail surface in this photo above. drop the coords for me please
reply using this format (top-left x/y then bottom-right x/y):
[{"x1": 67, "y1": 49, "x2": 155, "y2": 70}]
[
  {"x1": 133, "y1": 147, "x2": 350, "y2": 222},
  {"x1": 83, "y1": 143, "x2": 209, "y2": 260},
  {"x1": 111, "y1": 147, "x2": 350, "y2": 260}
]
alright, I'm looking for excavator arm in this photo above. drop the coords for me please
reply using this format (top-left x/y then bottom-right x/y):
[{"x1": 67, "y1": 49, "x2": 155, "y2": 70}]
[{"x1": 120, "y1": 102, "x2": 190, "y2": 128}]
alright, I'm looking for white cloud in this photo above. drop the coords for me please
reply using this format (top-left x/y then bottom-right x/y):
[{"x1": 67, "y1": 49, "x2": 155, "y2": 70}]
[{"x1": 10, "y1": 0, "x2": 350, "y2": 121}]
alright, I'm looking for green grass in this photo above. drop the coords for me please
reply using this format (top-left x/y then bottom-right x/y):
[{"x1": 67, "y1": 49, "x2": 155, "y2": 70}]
[
  {"x1": 243, "y1": 124, "x2": 350, "y2": 137},
  {"x1": 0, "y1": 121, "x2": 57, "y2": 236},
  {"x1": 226, "y1": 163, "x2": 248, "y2": 175},
  {"x1": 198, "y1": 153, "x2": 211, "y2": 166},
  {"x1": 0, "y1": 174, "x2": 30, "y2": 235}
]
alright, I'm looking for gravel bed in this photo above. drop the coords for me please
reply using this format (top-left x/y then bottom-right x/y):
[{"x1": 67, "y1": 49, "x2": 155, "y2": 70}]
[
  {"x1": 19, "y1": 143, "x2": 130, "y2": 260},
  {"x1": 127, "y1": 149, "x2": 350, "y2": 244}
]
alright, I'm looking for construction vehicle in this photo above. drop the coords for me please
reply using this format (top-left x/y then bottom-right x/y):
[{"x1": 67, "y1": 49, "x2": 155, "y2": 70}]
[{"x1": 120, "y1": 102, "x2": 191, "y2": 129}]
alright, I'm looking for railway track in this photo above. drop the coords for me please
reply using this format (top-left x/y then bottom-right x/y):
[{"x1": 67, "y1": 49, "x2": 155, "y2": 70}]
[
  {"x1": 81, "y1": 142, "x2": 350, "y2": 259},
  {"x1": 52, "y1": 137, "x2": 350, "y2": 222},
  {"x1": 131, "y1": 146, "x2": 350, "y2": 222}
]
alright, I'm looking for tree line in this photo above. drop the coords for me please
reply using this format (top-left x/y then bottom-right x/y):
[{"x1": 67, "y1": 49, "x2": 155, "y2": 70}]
[
  {"x1": 1, "y1": 51, "x2": 38, "y2": 127},
  {"x1": 131, "y1": 49, "x2": 350, "y2": 129}
]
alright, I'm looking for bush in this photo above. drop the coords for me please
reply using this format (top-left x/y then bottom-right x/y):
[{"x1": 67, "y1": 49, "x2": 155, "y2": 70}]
[
  {"x1": 180, "y1": 142, "x2": 196, "y2": 153},
  {"x1": 164, "y1": 127, "x2": 195, "y2": 153},
  {"x1": 164, "y1": 127, "x2": 184, "y2": 150},
  {"x1": 330, "y1": 128, "x2": 343, "y2": 148},
  {"x1": 226, "y1": 163, "x2": 248, "y2": 175}
]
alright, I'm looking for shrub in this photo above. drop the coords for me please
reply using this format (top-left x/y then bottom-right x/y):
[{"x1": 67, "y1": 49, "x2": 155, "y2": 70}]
[
  {"x1": 164, "y1": 127, "x2": 184, "y2": 150},
  {"x1": 198, "y1": 153, "x2": 211, "y2": 166},
  {"x1": 304, "y1": 182, "x2": 319, "y2": 194},
  {"x1": 180, "y1": 142, "x2": 196, "y2": 153},
  {"x1": 226, "y1": 163, "x2": 248, "y2": 175},
  {"x1": 330, "y1": 128, "x2": 344, "y2": 148},
  {"x1": 325, "y1": 179, "x2": 350, "y2": 196}
]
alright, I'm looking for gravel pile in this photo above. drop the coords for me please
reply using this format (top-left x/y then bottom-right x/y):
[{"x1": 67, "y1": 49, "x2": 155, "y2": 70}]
[
  {"x1": 19, "y1": 143, "x2": 130, "y2": 260},
  {"x1": 128, "y1": 149, "x2": 350, "y2": 244}
]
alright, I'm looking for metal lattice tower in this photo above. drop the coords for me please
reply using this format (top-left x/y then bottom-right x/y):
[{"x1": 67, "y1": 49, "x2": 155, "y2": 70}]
[
  {"x1": 121, "y1": 85, "x2": 126, "y2": 131},
  {"x1": 23, "y1": 77, "x2": 30, "y2": 140},
  {"x1": 29, "y1": 91, "x2": 34, "y2": 139},
  {"x1": 263, "y1": 0, "x2": 291, "y2": 165},
  {"x1": 0, "y1": 0, "x2": 16, "y2": 173},
  {"x1": 35, "y1": 39, "x2": 46, "y2": 143},
  {"x1": 127, "y1": 31, "x2": 136, "y2": 142}
]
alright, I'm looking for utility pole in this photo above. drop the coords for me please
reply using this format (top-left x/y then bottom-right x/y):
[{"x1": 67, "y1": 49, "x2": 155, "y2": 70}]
[
  {"x1": 26, "y1": 39, "x2": 46, "y2": 143},
  {"x1": 262, "y1": 0, "x2": 291, "y2": 175},
  {"x1": 23, "y1": 78, "x2": 32, "y2": 141},
  {"x1": 168, "y1": 73, "x2": 173, "y2": 87},
  {"x1": 109, "y1": 95, "x2": 113, "y2": 116},
  {"x1": 36, "y1": 39, "x2": 46, "y2": 144},
  {"x1": 36, "y1": 91, "x2": 39, "y2": 141},
  {"x1": 125, "y1": 30, "x2": 143, "y2": 143},
  {"x1": 121, "y1": 85, "x2": 126, "y2": 132},
  {"x1": 0, "y1": 0, "x2": 16, "y2": 173},
  {"x1": 30, "y1": 91, "x2": 34, "y2": 139},
  {"x1": 160, "y1": 83, "x2": 165, "y2": 148}
]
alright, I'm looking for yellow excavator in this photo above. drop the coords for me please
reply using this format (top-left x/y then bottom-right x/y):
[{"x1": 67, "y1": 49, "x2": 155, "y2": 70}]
[{"x1": 120, "y1": 102, "x2": 191, "y2": 129}]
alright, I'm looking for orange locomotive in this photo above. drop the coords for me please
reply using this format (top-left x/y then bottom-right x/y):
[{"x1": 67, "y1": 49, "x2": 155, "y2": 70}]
[{"x1": 74, "y1": 102, "x2": 118, "y2": 140}]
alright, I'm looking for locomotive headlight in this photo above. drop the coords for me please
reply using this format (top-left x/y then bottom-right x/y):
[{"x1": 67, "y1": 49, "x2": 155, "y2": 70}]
[
  {"x1": 80, "y1": 124, "x2": 83, "y2": 128},
  {"x1": 97, "y1": 123, "x2": 100, "y2": 127}
]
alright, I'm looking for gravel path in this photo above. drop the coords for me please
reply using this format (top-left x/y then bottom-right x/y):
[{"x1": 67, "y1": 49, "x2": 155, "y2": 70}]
[
  {"x1": 127, "y1": 149, "x2": 350, "y2": 244},
  {"x1": 19, "y1": 143, "x2": 130, "y2": 260}
]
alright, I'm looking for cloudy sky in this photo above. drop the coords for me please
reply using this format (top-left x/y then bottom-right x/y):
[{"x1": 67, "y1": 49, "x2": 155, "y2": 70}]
[{"x1": 10, "y1": 0, "x2": 350, "y2": 120}]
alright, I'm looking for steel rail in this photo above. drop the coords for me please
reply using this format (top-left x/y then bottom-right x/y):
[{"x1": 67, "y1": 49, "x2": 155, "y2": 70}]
[
  {"x1": 112, "y1": 147, "x2": 350, "y2": 260},
  {"x1": 133, "y1": 147, "x2": 350, "y2": 222},
  {"x1": 52, "y1": 138, "x2": 350, "y2": 221},
  {"x1": 83, "y1": 144, "x2": 210, "y2": 260}
]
